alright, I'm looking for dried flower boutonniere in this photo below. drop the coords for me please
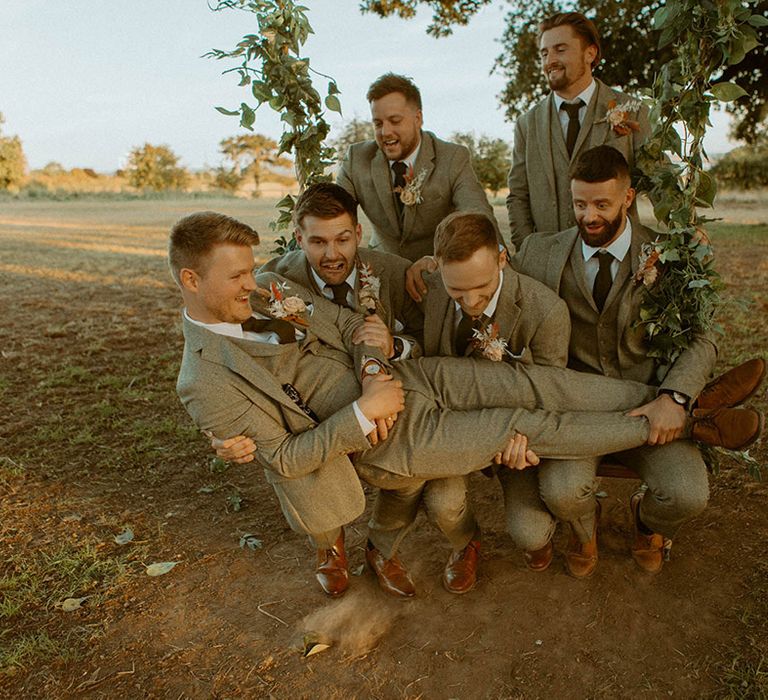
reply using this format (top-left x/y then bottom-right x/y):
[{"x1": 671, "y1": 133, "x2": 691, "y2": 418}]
[
  {"x1": 471, "y1": 323, "x2": 526, "y2": 363},
  {"x1": 598, "y1": 99, "x2": 643, "y2": 137},
  {"x1": 395, "y1": 165, "x2": 428, "y2": 206},
  {"x1": 357, "y1": 261, "x2": 383, "y2": 316},
  {"x1": 264, "y1": 281, "x2": 309, "y2": 326},
  {"x1": 634, "y1": 243, "x2": 662, "y2": 288}
]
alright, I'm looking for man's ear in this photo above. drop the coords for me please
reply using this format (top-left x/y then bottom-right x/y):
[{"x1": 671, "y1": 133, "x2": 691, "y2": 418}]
[
  {"x1": 625, "y1": 186, "x2": 636, "y2": 209},
  {"x1": 179, "y1": 267, "x2": 199, "y2": 292},
  {"x1": 355, "y1": 223, "x2": 363, "y2": 245},
  {"x1": 294, "y1": 226, "x2": 303, "y2": 246},
  {"x1": 498, "y1": 247, "x2": 508, "y2": 268}
]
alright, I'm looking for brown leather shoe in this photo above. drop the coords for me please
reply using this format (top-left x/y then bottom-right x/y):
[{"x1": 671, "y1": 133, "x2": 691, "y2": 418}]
[
  {"x1": 316, "y1": 530, "x2": 349, "y2": 597},
  {"x1": 523, "y1": 540, "x2": 554, "y2": 572},
  {"x1": 565, "y1": 501, "x2": 600, "y2": 579},
  {"x1": 443, "y1": 540, "x2": 481, "y2": 594},
  {"x1": 365, "y1": 542, "x2": 416, "y2": 598},
  {"x1": 690, "y1": 406, "x2": 764, "y2": 450},
  {"x1": 629, "y1": 490, "x2": 666, "y2": 574},
  {"x1": 697, "y1": 358, "x2": 766, "y2": 410}
]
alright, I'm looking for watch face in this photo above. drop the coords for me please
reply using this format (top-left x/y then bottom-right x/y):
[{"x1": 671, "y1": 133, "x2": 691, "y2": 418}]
[{"x1": 365, "y1": 363, "x2": 380, "y2": 375}]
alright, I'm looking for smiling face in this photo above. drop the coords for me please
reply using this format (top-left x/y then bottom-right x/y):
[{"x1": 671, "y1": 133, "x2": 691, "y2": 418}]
[
  {"x1": 539, "y1": 24, "x2": 596, "y2": 99},
  {"x1": 571, "y1": 177, "x2": 635, "y2": 248},
  {"x1": 180, "y1": 243, "x2": 258, "y2": 324},
  {"x1": 295, "y1": 212, "x2": 362, "y2": 286},
  {"x1": 438, "y1": 246, "x2": 505, "y2": 319},
  {"x1": 370, "y1": 91, "x2": 423, "y2": 162}
]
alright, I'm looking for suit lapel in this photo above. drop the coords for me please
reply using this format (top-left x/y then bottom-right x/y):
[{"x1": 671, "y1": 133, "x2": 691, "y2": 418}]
[
  {"x1": 617, "y1": 225, "x2": 647, "y2": 330},
  {"x1": 537, "y1": 96, "x2": 559, "y2": 194},
  {"x1": 423, "y1": 279, "x2": 454, "y2": 356},
  {"x1": 546, "y1": 229, "x2": 578, "y2": 295},
  {"x1": 584, "y1": 79, "x2": 611, "y2": 151},
  {"x1": 492, "y1": 267, "x2": 522, "y2": 342},
  {"x1": 184, "y1": 317, "x2": 307, "y2": 419},
  {"x1": 372, "y1": 148, "x2": 401, "y2": 235},
  {"x1": 403, "y1": 133, "x2": 435, "y2": 238}
]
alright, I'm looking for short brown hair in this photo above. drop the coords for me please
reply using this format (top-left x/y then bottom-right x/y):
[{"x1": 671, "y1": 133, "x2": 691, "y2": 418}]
[
  {"x1": 168, "y1": 211, "x2": 259, "y2": 284},
  {"x1": 570, "y1": 145, "x2": 630, "y2": 184},
  {"x1": 366, "y1": 73, "x2": 422, "y2": 110},
  {"x1": 434, "y1": 212, "x2": 498, "y2": 263},
  {"x1": 539, "y1": 12, "x2": 601, "y2": 68},
  {"x1": 293, "y1": 182, "x2": 358, "y2": 228}
]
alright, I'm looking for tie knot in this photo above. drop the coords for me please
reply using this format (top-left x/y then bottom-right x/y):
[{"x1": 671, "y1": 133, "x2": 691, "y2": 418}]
[
  {"x1": 597, "y1": 250, "x2": 613, "y2": 266},
  {"x1": 327, "y1": 282, "x2": 352, "y2": 308},
  {"x1": 392, "y1": 161, "x2": 407, "y2": 177},
  {"x1": 560, "y1": 100, "x2": 583, "y2": 119}
]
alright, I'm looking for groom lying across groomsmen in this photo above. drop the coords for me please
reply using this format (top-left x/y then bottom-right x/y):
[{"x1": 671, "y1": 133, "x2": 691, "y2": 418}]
[
  {"x1": 171, "y1": 210, "x2": 762, "y2": 597},
  {"x1": 407, "y1": 145, "x2": 767, "y2": 578},
  {"x1": 215, "y1": 185, "x2": 570, "y2": 594}
]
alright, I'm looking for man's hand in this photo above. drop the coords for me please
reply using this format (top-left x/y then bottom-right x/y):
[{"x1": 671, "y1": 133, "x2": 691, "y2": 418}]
[
  {"x1": 405, "y1": 255, "x2": 438, "y2": 302},
  {"x1": 358, "y1": 373, "x2": 405, "y2": 427},
  {"x1": 352, "y1": 314, "x2": 394, "y2": 357},
  {"x1": 368, "y1": 412, "x2": 400, "y2": 446},
  {"x1": 493, "y1": 432, "x2": 540, "y2": 470},
  {"x1": 208, "y1": 433, "x2": 256, "y2": 464},
  {"x1": 627, "y1": 394, "x2": 687, "y2": 446}
]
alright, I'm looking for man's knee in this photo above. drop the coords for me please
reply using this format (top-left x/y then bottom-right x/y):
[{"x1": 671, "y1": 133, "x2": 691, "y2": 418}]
[
  {"x1": 538, "y1": 463, "x2": 598, "y2": 519},
  {"x1": 423, "y1": 478, "x2": 468, "y2": 529},
  {"x1": 506, "y1": 509, "x2": 555, "y2": 552}
]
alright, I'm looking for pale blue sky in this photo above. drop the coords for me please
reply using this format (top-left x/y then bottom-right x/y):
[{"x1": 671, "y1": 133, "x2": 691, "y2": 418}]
[{"x1": 1, "y1": 1, "x2": 736, "y2": 172}]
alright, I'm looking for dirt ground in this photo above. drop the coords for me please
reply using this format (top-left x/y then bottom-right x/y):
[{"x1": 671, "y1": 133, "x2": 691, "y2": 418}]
[{"x1": 0, "y1": 196, "x2": 766, "y2": 699}]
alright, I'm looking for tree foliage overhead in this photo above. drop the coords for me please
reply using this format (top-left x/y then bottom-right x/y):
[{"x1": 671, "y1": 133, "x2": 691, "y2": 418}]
[
  {"x1": 0, "y1": 113, "x2": 27, "y2": 191},
  {"x1": 450, "y1": 131, "x2": 511, "y2": 195},
  {"x1": 363, "y1": 0, "x2": 768, "y2": 143},
  {"x1": 125, "y1": 143, "x2": 189, "y2": 191}
]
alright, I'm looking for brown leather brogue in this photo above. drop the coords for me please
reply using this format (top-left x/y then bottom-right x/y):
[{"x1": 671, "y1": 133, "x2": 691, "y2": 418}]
[
  {"x1": 565, "y1": 501, "x2": 600, "y2": 579},
  {"x1": 365, "y1": 542, "x2": 416, "y2": 598},
  {"x1": 316, "y1": 530, "x2": 349, "y2": 597},
  {"x1": 690, "y1": 406, "x2": 764, "y2": 450},
  {"x1": 697, "y1": 358, "x2": 766, "y2": 410},
  {"x1": 443, "y1": 540, "x2": 481, "y2": 594},
  {"x1": 629, "y1": 490, "x2": 666, "y2": 574},
  {"x1": 523, "y1": 540, "x2": 554, "y2": 572}
]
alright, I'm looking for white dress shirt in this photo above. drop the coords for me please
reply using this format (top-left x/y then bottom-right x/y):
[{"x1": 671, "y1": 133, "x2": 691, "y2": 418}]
[{"x1": 388, "y1": 139, "x2": 422, "y2": 183}]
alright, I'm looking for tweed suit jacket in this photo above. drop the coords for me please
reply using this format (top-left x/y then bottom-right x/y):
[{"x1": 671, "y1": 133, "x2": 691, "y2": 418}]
[
  {"x1": 176, "y1": 272, "x2": 389, "y2": 536},
  {"x1": 422, "y1": 264, "x2": 570, "y2": 369},
  {"x1": 512, "y1": 224, "x2": 718, "y2": 398},
  {"x1": 506, "y1": 79, "x2": 650, "y2": 249},
  {"x1": 336, "y1": 130, "x2": 498, "y2": 262},
  {"x1": 259, "y1": 247, "x2": 425, "y2": 351}
]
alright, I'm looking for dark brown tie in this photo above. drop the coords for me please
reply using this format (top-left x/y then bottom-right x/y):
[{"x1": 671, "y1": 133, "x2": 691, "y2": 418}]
[
  {"x1": 241, "y1": 317, "x2": 296, "y2": 344},
  {"x1": 592, "y1": 251, "x2": 614, "y2": 312},
  {"x1": 561, "y1": 100, "x2": 584, "y2": 158},
  {"x1": 391, "y1": 161, "x2": 407, "y2": 218},
  {"x1": 327, "y1": 282, "x2": 352, "y2": 309},
  {"x1": 455, "y1": 311, "x2": 482, "y2": 356}
]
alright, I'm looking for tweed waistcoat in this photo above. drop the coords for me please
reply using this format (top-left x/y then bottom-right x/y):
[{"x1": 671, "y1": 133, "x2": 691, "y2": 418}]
[{"x1": 548, "y1": 102, "x2": 578, "y2": 233}]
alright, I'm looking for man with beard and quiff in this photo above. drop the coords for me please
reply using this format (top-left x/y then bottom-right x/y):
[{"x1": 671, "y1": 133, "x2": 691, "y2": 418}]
[
  {"x1": 336, "y1": 73, "x2": 499, "y2": 262},
  {"x1": 511, "y1": 145, "x2": 765, "y2": 578},
  {"x1": 506, "y1": 11, "x2": 650, "y2": 249}
]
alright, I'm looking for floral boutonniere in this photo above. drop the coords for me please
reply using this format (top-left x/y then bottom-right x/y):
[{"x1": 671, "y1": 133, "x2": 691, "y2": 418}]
[
  {"x1": 258, "y1": 281, "x2": 310, "y2": 326},
  {"x1": 598, "y1": 99, "x2": 643, "y2": 137},
  {"x1": 634, "y1": 242, "x2": 662, "y2": 288},
  {"x1": 471, "y1": 323, "x2": 526, "y2": 363},
  {"x1": 357, "y1": 261, "x2": 383, "y2": 316},
  {"x1": 395, "y1": 165, "x2": 428, "y2": 206}
]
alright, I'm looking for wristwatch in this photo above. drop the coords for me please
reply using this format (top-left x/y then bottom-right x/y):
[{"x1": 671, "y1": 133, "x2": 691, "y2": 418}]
[
  {"x1": 663, "y1": 390, "x2": 691, "y2": 410},
  {"x1": 362, "y1": 359, "x2": 386, "y2": 379}
]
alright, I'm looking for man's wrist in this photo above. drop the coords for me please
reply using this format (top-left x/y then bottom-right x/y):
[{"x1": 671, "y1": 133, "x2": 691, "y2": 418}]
[
  {"x1": 361, "y1": 357, "x2": 387, "y2": 381},
  {"x1": 660, "y1": 389, "x2": 691, "y2": 410}
]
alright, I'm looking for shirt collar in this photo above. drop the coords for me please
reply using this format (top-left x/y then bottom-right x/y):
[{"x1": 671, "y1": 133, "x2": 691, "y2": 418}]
[
  {"x1": 388, "y1": 137, "x2": 422, "y2": 171},
  {"x1": 453, "y1": 269, "x2": 504, "y2": 319},
  {"x1": 582, "y1": 217, "x2": 633, "y2": 262},
  {"x1": 184, "y1": 308, "x2": 249, "y2": 339},
  {"x1": 554, "y1": 79, "x2": 596, "y2": 112},
  {"x1": 310, "y1": 264, "x2": 358, "y2": 293}
]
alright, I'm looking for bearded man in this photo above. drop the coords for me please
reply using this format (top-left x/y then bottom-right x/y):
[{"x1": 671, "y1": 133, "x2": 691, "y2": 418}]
[
  {"x1": 511, "y1": 145, "x2": 766, "y2": 578},
  {"x1": 506, "y1": 11, "x2": 650, "y2": 249}
]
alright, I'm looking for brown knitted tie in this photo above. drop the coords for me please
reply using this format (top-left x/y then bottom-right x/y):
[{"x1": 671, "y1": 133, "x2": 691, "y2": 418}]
[
  {"x1": 561, "y1": 99, "x2": 584, "y2": 158},
  {"x1": 592, "y1": 250, "x2": 614, "y2": 312},
  {"x1": 241, "y1": 317, "x2": 297, "y2": 344}
]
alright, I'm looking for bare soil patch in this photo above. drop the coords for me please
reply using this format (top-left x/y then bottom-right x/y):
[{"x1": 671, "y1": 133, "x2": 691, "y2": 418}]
[{"x1": 1, "y1": 198, "x2": 766, "y2": 699}]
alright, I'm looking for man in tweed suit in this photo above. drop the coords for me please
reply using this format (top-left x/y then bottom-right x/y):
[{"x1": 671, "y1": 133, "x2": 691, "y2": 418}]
[
  {"x1": 336, "y1": 73, "x2": 499, "y2": 262},
  {"x1": 511, "y1": 145, "x2": 765, "y2": 577},
  {"x1": 171, "y1": 211, "x2": 761, "y2": 595},
  {"x1": 506, "y1": 12, "x2": 650, "y2": 249}
]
